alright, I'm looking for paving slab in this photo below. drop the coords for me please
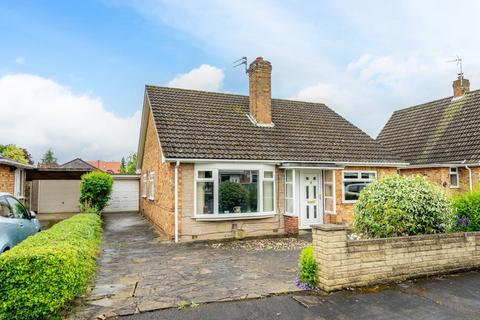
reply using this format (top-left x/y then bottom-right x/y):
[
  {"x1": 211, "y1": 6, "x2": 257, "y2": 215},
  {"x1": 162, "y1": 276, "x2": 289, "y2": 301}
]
[{"x1": 72, "y1": 212, "x2": 302, "y2": 319}]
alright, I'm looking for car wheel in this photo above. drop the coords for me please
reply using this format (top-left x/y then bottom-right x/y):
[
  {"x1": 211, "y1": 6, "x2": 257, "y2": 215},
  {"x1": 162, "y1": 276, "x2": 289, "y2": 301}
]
[{"x1": 2, "y1": 247, "x2": 9, "y2": 253}]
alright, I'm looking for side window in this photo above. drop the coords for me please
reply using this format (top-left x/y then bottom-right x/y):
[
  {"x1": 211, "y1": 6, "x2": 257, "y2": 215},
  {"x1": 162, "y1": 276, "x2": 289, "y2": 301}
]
[
  {"x1": 6, "y1": 197, "x2": 28, "y2": 219},
  {"x1": 0, "y1": 197, "x2": 13, "y2": 218}
]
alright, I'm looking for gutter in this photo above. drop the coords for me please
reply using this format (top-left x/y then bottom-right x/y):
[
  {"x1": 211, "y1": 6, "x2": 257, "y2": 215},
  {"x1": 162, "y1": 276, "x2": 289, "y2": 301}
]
[{"x1": 174, "y1": 160, "x2": 180, "y2": 243}]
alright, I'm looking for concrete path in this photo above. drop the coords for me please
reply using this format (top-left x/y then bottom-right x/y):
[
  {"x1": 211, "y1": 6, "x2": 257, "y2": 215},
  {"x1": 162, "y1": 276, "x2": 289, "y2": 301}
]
[
  {"x1": 74, "y1": 212, "x2": 301, "y2": 319},
  {"x1": 122, "y1": 271, "x2": 480, "y2": 320}
]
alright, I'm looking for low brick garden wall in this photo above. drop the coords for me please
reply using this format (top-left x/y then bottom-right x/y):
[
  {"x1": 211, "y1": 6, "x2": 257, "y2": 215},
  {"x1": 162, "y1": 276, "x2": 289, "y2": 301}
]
[{"x1": 312, "y1": 224, "x2": 480, "y2": 292}]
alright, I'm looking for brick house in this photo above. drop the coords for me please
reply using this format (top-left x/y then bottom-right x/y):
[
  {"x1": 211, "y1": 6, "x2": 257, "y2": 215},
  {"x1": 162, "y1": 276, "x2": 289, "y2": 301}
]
[
  {"x1": 136, "y1": 57, "x2": 406, "y2": 241},
  {"x1": 0, "y1": 155, "x2": 35, "y2": 201},
  {"x1": 378, "y1": 73, "x2": 480, "y2": 195}
]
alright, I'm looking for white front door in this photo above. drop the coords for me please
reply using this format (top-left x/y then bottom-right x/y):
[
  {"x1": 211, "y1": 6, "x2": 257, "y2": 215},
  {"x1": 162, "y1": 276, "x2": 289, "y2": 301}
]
[{"x1": 300, "y1": 172, "x2": 323, "y2": 228}]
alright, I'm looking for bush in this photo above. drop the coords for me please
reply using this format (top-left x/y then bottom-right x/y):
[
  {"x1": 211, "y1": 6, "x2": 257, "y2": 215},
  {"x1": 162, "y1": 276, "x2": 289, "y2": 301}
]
[
  {"x1": 297, "y1": 245, "x2": 318, "y2": 289},
  {"x1": 80, "y1": 171, "x2": 113, "y2": 211},
  {"x1": 354, "y1": 175, "x2": 453, "y2": 238},
  {"x1": 0, "y1": 214, "x2": 102, "y2": 319},
  {"x1": 219, "y1": 181, "x2": 249, "y2": 213},
  {"x1": 452, "y1": 188, "x2": 480, "y2": 231}
]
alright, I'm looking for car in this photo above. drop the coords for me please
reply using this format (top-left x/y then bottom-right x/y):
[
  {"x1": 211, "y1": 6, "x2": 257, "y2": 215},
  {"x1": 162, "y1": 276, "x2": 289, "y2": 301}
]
[{"x1": 0, "y1": 192, "x2": 41, "y2": 253}]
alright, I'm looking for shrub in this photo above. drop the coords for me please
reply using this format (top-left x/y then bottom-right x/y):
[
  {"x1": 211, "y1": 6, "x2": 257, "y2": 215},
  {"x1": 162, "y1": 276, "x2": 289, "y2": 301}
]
[
  {"x1": 452, "y1": 188, "x2": 480, "y2": 231},
  {"x1": 219, "y1": 181, "x2": 249, "y2": 213},
  {"x1": 80, "y1": 171, "x2": 113, "y2": 211},
  {"x1": 354, "y1": 175, "x2": 453, "y2": 238},
  {"x1": 297, "y1": 245, "x2": 318, "y2": 289},
  {"x1": 0, "y1": 214, "x2": 102, "y2": 319}
]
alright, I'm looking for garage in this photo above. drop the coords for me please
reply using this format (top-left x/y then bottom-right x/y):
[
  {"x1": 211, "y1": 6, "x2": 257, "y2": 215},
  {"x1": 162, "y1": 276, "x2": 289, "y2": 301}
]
[{"x1": 104, "y1": 175, "x2": 139, "y2": 212}]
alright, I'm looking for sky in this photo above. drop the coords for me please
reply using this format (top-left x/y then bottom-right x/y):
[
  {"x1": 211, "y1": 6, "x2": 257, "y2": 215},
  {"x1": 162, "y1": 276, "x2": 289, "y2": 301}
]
[{"x1": 1, "y1": 0, "x2": 479, "y2": 163}]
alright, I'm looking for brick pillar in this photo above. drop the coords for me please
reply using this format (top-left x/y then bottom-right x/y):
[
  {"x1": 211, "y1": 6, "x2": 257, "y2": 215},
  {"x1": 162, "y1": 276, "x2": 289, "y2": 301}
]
[
  {"x1": 312, "y1": 224, "x2": 348, "y2": 292},
  {"x1": 284, "y1": 215, "x2": 298, "y2": 235},
  {"x1": 248, "y1": 57, "x2": 272, "y2": 125}
]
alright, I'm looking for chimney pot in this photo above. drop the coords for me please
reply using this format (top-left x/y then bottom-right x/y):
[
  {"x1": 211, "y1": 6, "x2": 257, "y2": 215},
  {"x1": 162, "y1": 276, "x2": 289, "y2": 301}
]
[
  {"x1": 453, "y1": 74, "x2": 470, "y2": 97},
  {"x1": 248, "y1": 57, "x2": 272, "y2": 125}
]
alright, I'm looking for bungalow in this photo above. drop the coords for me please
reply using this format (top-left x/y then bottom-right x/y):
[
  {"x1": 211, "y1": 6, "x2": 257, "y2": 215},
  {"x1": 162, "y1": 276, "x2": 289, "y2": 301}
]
[
  {"x1": 137, "y1": 57, "x2": 406, "y2": 241},
  {"x1": 378, "y1": 73, "x2": 480, "y2": 195},
  {"x1": 0, "y1": 155, "x2": 35, "y2": 201}
]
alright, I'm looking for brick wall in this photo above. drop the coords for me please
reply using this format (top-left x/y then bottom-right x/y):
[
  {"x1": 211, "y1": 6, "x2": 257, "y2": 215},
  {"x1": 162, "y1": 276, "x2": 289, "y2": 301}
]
[
  {"x1": 139, "y1": 108, "x2": 176, "y2": 239},
  {"x1": 335, "y1": 166, "x2": 398, "y2": 224},
  {"x1": 312, "y1": 224, "x2": 480, "y2": 292},
  {"x1": 0, "y1": 164, "x2": 15, "y2": 194}
]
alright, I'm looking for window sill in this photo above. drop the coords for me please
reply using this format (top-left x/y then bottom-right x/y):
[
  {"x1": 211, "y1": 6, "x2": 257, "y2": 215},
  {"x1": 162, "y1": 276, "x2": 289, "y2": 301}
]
[
  {"x1": 450, "y1": 186, "x2": 460, "y2": 189},
  {"x1": 342, "y1": 200, "x2": 357, "y2": 204},
  {"x1": 193, "y1": 212, "x2": 276, "y2": 221},
  {"x1": 148, "y1": 197, "x2": 155, "y2": 201}
]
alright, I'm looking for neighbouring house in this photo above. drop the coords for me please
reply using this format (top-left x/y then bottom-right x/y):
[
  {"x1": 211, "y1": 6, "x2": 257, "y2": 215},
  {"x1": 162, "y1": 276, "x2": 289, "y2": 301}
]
[
  {"x1": 378, "y1": 73, "x2": 480, "y2": 195},
  {"x1": 87, "y1": 160, "x2": 121, "y2": 174},
  {"x1": 136, "y1": 57, "x2": 406, "y2": 241},
  {"x1": 0, "y1": 155, "x2": 35, "y2": 202}
]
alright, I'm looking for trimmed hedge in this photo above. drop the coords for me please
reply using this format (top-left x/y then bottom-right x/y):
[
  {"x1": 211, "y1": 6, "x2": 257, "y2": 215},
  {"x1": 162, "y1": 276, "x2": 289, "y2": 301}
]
[
  {"x1": 0, "y1": 214, "x2": 102, "y2": 319},
  {"x1": 80, "y1": 171, "x2": 113, "y2": 211},
  {"x1": 452, "y1": 187, "x2": 480, "y2": 231}
]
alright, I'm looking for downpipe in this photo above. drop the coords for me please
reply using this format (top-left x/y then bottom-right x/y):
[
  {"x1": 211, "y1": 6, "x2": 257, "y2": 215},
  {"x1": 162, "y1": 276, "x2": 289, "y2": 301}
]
[{"x1": 174, "y1": 161, "x2": 180, "y2": 243}]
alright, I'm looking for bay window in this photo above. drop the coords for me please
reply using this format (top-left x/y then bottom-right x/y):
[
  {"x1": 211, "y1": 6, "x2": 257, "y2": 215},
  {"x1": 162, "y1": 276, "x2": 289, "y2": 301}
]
[
  {"x1": 342, "y1": 171, "x2": 376, "y2": 203},
  {"x1": 195, "y1": 165, "x2": 275, "y2": 216}
]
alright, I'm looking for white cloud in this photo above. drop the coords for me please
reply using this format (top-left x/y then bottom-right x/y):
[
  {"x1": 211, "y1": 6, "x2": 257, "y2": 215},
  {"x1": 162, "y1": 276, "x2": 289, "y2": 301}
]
[
  {"x1": 15, "y1": 57, "x2": 25, "y2": 65},
  {"x1": 0, "y1": 73, "x2": 141, "y2": 163},
  {"x1": 167, "y1": 64, "x2": 224, "y2": 91}
]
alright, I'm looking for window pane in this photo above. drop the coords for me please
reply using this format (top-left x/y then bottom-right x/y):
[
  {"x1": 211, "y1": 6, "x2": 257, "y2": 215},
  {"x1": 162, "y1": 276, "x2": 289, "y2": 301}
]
[
  {"x1": 198, "y1": 171, "x2": 212, "y2": 179},
  {"x1": 325, "y1": 197, "x2": 333, "y2": 212},
  {"x1": 343, "y1": 172, "x2": 358, "y2": 179},
  {"x1": 219, "y1": 170, "x2": 258, "y2": 213},
  {"x1": 450, "y1": 174, "x2": 458, "y2": 187},
  {"x1": 263, "y1": 180, "x2": 274, "y2": 212},
  {"x1": 324, "y1": 170, "x2": 333, "y2": 182},
  {"x1": 450, "y1": 167, "x2": 457, "y2": 173},
  {"x1": 286, "y1": 183, "x2": 293, "y2": 198},
  {"x1": 0, "y1": 197, "x2": 12, "y2": 218},
  {"x1": 325, "y1": 184, "x2": 333, "y2": 197},
  {"x1": 264, "y1": 171, "x2": 273, "y2": 179},
  {"x1": 286, "y1": 170, "x2": 293, "y2": 182},
  {"x1": 6, "y1": 197, "x2": 26, "y2": 218},
  {"x1": 286, "y1": 199, "x2": 294, "y2": 213},
  {"x1": 344, "y1": 181, "x2": 368, "y2": 201},
  {"x1": 196, "y1": 181, "x2": 214, "y2": 214},
  {"x1": 361, "y1": 172, "x2": 375, "y2": 179}
]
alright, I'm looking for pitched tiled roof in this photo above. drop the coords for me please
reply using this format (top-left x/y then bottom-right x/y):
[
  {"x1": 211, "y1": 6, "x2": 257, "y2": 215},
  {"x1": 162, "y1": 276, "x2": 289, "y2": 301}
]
[
  {"x1": 146, "y1": 86, "x2": 403, "y2": 164},
  {"x1": 60, "y1": 158, "x2": 97, "y2": 170},
  {"x1": 87, "y1": 161, "x2": 121, "y2": 174},
  {"x1": 377, "y1": 90, "x2": 480, "y2": 165}
]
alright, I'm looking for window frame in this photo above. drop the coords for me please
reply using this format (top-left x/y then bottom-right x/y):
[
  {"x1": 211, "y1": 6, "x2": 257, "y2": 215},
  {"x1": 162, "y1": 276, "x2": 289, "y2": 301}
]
[
  {"x1": 142, "y1": 173, "x2": 147, "y2": 198},
  {"x1": 323, "y1": 170, "x2": 336, "y2": 214},
  {"x1": 194, "y1": 164, "x2": 276, "y2": 218},
  {"x1": 284, "y1": 169, "x2": 295, "y2": 214},
  {"x1": 449, "y1": 167, "x2": 459, "y2": 188},
  {"x1": 342, "y1": 170, "x2": 377, "y2": 204},
  {"x1": 149, "y1": 171, "x2": 155, "y2": 200}
]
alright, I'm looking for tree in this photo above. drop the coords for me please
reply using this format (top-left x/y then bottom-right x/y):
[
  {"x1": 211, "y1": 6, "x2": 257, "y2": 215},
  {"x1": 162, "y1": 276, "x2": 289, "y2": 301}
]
[
  {"x1": 21, "y1": 148, "x2": 34, "y2": 165},
  {"x1": 0, "y1": 144, "x2": 29, "y2": 164},
  {"x1": 41, "y1": 148, "x2": 58, "y2": 165},
  {"x1": 120, "y1": 153, "x2": 137, "y2": 174}
]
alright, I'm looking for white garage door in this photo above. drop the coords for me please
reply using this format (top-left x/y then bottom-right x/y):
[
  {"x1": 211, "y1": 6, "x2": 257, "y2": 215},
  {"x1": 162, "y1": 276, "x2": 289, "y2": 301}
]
[
  {"x1": 38, "y1": 180, "x2": 81, "y2": 213},
  {"x1": 104, "y1": 176, "x2": 139, "y2": 212}
]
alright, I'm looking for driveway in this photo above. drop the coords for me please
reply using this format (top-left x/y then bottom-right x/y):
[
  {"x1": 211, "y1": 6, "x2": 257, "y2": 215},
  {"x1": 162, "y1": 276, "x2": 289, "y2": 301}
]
[
  {"x1": 122, "y1": 271, "x2": 480, "y2": 320},
  {"x1": 74, "y1": 212, "x2": 303, "y2": 319}
]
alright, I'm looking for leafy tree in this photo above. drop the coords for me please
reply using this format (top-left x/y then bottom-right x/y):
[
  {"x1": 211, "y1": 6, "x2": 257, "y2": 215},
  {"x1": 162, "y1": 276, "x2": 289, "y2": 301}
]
[
  {"x1": 0, "y1": 144, "x2": 28, "y2": 164},
  {"x1": 120, "y1": 153, "x2": 137, "y2": 174},
  {"x1": 41, "y1": 148, "x2": 58, "y2": 165}
]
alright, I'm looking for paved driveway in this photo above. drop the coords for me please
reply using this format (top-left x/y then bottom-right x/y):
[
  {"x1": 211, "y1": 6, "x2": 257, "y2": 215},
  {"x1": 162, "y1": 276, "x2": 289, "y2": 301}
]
[{"x1": 74, "y1": 212, "x2": 302, "y2": 319}]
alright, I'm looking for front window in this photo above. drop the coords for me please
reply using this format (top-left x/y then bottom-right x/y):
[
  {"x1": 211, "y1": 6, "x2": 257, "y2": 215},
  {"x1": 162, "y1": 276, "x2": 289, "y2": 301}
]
[
  {"x1": 285, "y1": 170, "x2": 294, "y2": 214},
  {"x1": 142, "y1": 173, "x2": 147, "y2": 198},
  {"x1": 450, "y1": 167, "x2": 459, "y2": 188},
  {"x1": 342, "y1": 171, "x2": 376, "y2": 203},
  {"x1": 195, "y1": 166, "x2": 275, "y2": 216}
]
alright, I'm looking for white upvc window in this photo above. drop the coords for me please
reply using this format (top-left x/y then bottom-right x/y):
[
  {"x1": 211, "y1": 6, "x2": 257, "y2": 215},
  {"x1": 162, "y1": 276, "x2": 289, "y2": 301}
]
[
  {"x1": 323, "y1": 170, "x2": 335, "y2": 214},
  {"x1": 142, "y1": 173, "x2": 147, "y2": 198},
  {"x1": 149, "y1": 172, "x2": 155, "y2": 200},
  {"x1": 194, "y1": 164, "x2": 276, "y2": 217},
  {"x1": 342, "y1": 171, "x2": 376, "y2": 203},
  {"x1": 285, "y1": 169, "x2": 295, "y2": 214},
  {"x1": 13, "y1": 169, "x2": 24, "y2": 198},
  {"x1": 449, "y1": 167, "x2": 459, "y2": 188}
]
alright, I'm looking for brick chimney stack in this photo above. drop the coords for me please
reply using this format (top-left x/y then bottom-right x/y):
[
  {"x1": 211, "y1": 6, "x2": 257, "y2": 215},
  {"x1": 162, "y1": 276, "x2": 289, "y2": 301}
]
[
  {"x1": 453, "y1": 74, "x2": 470, "y2": 97},
  {"x1": 248, "y1": 57, "x2": 272, "y2": 125}
]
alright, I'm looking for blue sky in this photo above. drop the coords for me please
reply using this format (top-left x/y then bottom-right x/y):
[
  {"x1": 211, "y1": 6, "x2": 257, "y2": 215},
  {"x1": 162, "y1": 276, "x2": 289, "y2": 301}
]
[{"x1": 1, "y1": 0, "x2": 479, "y2": 162}]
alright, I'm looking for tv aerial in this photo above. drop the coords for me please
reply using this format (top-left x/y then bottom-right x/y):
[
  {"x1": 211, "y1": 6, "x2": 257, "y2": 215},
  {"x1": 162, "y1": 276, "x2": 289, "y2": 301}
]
[
  {"x1": 447, "y1": 55, "x2": 463, "y2": 75},
  {"x1": 233, "y1": 57, "x2": 248, "y2": 74}
]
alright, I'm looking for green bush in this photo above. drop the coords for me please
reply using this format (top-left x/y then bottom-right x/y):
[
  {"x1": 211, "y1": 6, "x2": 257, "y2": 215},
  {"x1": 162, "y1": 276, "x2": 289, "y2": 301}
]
[
  {"x1": 0, "y1": 214, "x2": 102, "y2": 319},
  {"x1": 354, "y1": 175, "x2": 453, "y2": 238},
  {"x1": 80, "y1": 171, "x2": 113, "y2": 211},
  {"x1": 452, "y1": 188, "x2": 480, "y2": 231},
  {"x1": 298, "y1": 245, "x2": 318, "y2": 289},
  {"x1": 219, "y1": 181, "x2": 249, "y2": 213}
]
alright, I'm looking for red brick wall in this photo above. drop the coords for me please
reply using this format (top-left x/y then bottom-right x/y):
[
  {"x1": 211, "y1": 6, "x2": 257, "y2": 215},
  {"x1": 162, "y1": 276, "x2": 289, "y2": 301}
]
[
  {"x1": 0, "y1": 164, "x2": 14, "y2": 194},
  {"x1": 284, "y1": 215, "x2": 298, "y2": 235}
]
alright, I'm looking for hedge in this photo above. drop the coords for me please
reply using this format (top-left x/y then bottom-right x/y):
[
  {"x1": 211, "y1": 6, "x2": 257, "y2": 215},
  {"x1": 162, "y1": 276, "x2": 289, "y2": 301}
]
[
  {"x1": 0, "y1": 214, "x2": 102, "y2": 319},
  {"x1": 80, "y1": 171, "x2": 113, "y2": 211}
]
